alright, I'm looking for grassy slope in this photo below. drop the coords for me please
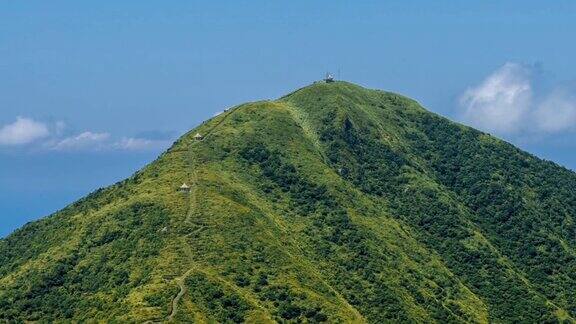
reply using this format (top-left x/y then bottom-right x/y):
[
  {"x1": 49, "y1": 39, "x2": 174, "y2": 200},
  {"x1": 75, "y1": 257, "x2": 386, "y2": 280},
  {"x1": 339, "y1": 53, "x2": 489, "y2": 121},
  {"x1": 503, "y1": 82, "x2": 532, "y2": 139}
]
[{"x1": 1, "y1": 81, "x2": 575, "y2": 322}]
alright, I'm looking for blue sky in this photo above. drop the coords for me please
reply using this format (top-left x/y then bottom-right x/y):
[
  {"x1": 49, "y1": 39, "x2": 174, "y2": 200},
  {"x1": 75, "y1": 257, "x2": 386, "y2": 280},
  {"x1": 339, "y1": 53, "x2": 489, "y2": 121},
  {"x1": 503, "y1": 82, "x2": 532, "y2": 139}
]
[{"x1": 2, "y1": 1, "x2": 576, "y2": 237}]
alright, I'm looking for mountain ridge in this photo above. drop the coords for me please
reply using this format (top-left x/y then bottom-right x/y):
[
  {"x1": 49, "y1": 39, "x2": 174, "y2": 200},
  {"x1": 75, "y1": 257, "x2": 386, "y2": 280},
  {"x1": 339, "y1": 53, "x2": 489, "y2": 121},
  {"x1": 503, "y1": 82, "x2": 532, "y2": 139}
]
[{"x1": 1, "y1": 81, "x2": 576, "y2": 323}]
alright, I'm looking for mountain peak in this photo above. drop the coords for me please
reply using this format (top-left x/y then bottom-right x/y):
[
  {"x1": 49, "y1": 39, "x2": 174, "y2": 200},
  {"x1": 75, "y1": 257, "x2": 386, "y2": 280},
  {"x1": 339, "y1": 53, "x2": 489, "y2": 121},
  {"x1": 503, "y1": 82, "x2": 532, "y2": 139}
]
[{"x1": 283, "y1": 79, "x2": 379, "y2": 98}]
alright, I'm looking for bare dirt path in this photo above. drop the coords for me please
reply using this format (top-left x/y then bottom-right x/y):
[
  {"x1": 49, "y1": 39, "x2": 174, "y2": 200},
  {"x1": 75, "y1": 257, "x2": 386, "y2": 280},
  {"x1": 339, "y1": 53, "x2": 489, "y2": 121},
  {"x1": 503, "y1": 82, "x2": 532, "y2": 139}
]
[
  {"x1": 163, "y1": 107, "x2": 241, "y2": 322},
  {"x1": 167, "y1": 269, "x2": 194, "y2": 321}
]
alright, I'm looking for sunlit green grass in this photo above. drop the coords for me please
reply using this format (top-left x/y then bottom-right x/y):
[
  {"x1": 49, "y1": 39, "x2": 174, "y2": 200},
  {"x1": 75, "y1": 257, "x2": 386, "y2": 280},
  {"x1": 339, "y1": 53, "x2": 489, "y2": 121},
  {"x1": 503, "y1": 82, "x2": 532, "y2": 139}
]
[{"x1": 1, "y1": 81, "x2": 575, "y2": 322}]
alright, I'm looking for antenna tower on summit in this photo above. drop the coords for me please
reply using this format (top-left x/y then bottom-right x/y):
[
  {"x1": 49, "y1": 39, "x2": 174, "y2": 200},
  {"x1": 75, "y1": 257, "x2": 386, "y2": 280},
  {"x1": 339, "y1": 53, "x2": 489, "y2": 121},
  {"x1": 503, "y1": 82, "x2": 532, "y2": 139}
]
[{"x1": 324, "y1": 72, "x2": 335, "y2": 83}]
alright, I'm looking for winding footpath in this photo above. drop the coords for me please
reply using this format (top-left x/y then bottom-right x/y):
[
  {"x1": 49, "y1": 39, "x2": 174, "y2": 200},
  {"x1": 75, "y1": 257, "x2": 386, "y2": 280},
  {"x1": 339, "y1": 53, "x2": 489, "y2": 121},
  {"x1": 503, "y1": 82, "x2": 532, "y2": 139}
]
[
  {"x1": 163, "y1": 106, "x2": 240, "y2": 322},
  {"x1": 167, "y1": 269, "x2": 194, "y2": 321}
]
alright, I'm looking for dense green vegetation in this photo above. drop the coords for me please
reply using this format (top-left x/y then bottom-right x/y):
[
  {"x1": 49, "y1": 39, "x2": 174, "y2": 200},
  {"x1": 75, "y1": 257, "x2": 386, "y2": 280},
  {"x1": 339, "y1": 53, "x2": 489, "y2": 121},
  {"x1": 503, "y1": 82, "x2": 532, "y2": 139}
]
[{"x1": 1, "y1": 81, "x2": 576, "y2": 322}]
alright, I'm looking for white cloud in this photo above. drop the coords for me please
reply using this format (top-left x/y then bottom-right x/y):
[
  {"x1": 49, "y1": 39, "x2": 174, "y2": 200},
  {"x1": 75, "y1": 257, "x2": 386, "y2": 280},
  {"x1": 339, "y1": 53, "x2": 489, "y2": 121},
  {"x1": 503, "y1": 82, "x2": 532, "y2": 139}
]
[
  {"x1": 460, "y1": 63, "x2": 532, "y2": 134},
  {"x1": 534, "y1": 89, "x2": 576, "y2": 133},
  {"x1": 46, "y1": 133, "x2": 172, "y2": 152},
  {"x1": 459, "y1": 63, "x2": 576, "y2": 139},
  {"x1": 49, "y1": 131, "x2": 110, "y2": 151},
  {"x1": 0, "y1": 116, "x2": 176, "y2": 152},
  {"x1": 113, "y1": 137, "x2": 172, "y2": 151},
  {"x1": 0, "y1": 117, "x2": 50, "y2": 145}
]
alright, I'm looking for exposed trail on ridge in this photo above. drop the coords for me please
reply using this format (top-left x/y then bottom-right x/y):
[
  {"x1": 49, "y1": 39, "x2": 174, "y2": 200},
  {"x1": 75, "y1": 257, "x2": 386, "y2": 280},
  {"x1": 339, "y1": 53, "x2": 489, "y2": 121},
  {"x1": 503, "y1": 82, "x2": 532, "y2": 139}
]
[{"x1": 164, "y1": 106, "x2": 241, "y2": 322}]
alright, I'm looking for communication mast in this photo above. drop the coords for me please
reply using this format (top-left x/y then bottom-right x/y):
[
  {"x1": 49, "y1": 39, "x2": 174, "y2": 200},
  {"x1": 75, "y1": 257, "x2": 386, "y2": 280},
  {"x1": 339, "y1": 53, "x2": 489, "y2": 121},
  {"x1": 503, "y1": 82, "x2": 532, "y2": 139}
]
[{"x1": 324, "y1": 72, "x2": 335, "y2": 83}]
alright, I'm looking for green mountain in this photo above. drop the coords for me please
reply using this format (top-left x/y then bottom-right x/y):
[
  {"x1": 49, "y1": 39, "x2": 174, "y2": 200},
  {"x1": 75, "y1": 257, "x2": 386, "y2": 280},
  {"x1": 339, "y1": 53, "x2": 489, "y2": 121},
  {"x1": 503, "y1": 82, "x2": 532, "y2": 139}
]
[{"x1": 2, "y1": 81, "x2": 576, "y2": 323}]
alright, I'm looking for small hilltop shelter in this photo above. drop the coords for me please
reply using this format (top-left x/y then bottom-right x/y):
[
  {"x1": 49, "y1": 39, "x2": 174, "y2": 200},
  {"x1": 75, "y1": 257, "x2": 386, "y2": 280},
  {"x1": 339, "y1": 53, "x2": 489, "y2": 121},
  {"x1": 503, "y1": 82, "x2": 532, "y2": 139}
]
[
  {"x1": 324, "y1": 73, "x2": 335, "y2": 83},
  {"x1": 193, "y1": 133, "x2": 204, "y2": 141},
  {"x1": 178, "y1": 183, "x2": 191, "y2": 193}
]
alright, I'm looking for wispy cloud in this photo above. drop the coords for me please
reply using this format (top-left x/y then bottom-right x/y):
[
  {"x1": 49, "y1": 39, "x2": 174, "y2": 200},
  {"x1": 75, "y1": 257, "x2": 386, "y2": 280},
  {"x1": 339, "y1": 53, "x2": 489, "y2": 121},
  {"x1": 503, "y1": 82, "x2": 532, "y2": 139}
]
[
  {"x1": 46, "y1": 133, "x2": 171, "y2": 152},
  {"x1": 0, "y1": 117, "x2": 175, "y2": 152},
  {"x1": 459, "y1": 62, "x2": 576, "y2": 138},
  {"x1": 47, "y1": 131, "x2": 111, "y2": 151},
  {"x1": 0, "y1": 117, "x2": 50, "y2": 145},
  {"x1": 113, "y1": 137, "x2": 172, "y2": 151}
]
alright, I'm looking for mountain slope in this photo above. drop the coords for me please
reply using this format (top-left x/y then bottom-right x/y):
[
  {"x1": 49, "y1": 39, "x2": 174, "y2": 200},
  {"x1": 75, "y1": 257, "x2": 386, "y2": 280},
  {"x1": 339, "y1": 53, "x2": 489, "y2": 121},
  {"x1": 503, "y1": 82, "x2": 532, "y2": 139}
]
[{"x1": 1, "y1": 81, "x2": 576, "y2": 322}]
